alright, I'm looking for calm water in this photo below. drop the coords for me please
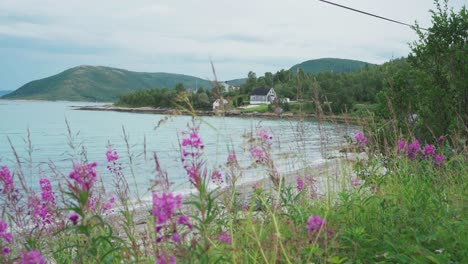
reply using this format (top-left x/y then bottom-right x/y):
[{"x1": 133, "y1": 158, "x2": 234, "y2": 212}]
[{"x1": 0, "y1": 100, "x2": 351, "y2": 198}]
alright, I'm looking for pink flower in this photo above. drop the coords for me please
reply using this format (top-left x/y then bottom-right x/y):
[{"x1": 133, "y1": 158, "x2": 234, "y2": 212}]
[
  {"x1": 69, "y1": 213, "x2": 79, "y2": 225},
  {"x1": 434, "y1": 154, "x2": 444, "y2": 165},
  {"x1": 423, "y1": 145, "x2": 435, "y2": 156},
  {"x1": 69, "y1": 162, "x2": 98, "y2": 192},
  {"x1": 181, "y1": 130, "x2": 204, "y2": 149},
  {"x1": 177, "y1": 215, "x2": 192, "y2": 230},
  {"x1": 1, "y1": 247, "x2": 10, "y2": 255},
  {"x1": 226, "y1": 152, "x2": 237, "y2": 165},
  {"x1": 106, "y1": 148, "x2": 119, "y2": 162},
  {"x1": 156, "y1": 255, "x2": 176, "y2": 264},
  {"x1": 20, "y1": 250, "x2": 45, "y2": 264},
  {"x1": 397, "y1": 140, "x2": 406, "y2": 153},
  {"x1": 307, "y1": 215, "x2": 323, "y2": 233},
  {"x1": 437, "y1": 136, "x2": 445, "y2": 143},
  {"x1": 351, "y1": 177, "x2": 361, "y2": 187},
  {"x1": 39, "y1": 178, "x2": 55, "y2": 204},
  {"x1": 250, "y1": 146, "x2": 265, "y2": 163},
  {"x1": 211, "y1": 170, "x2": 223, "y2": 183},
  {"x1": 407, "y1": 140, "x2": 421, "y2": 160},
  {"x1": 354, "y1": 131, "x2": 368, "y2": 147},
  {"x1": 217, "y1": 232, "x2": 232, "y2": 244},
  {"x1": 257, "y1": 129, "x2": 272, "y2": 140},
  {"x1": 102, "y1": 197, "x2": 115, "y2": 212},
  {"x1": 0, "y1": 166, "x2": 14, "y2": 194},
  {"x1": 296, "y1": 177, "x2": 304, "y2": 192},
  {"x1": 0, "y1": 220, "x2": 12, "y2": 243},
  {"x1": 152, "y1": 192, "x2": 182, "y2": 226}
]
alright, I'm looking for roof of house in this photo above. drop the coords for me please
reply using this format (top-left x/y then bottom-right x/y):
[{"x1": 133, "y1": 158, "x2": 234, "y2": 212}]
[{"x1": 250, "y1": 87, "x2": 273, "y2": 96}]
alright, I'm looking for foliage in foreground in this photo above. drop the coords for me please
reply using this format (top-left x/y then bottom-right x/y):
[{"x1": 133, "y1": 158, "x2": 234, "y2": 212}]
[{"x1": 0, "y1": 120, "x2": 467, "y2": 263}]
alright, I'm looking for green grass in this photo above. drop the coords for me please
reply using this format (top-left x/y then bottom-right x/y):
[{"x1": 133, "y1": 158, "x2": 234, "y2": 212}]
[{"x1": 240, "y1": 104, "x2": 270, "y2": 113}]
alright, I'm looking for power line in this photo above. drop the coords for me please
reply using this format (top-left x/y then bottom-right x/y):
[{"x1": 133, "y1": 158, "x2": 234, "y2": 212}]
[{"x1": 317, "y1": 0, "x2": 428, "y2": 31}]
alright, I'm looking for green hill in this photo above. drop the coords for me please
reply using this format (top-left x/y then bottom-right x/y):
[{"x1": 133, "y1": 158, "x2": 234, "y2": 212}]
[
  {"x1": 2, "y1": 66, "x2": 212, "y2": 102},
  {"x1": 290, "y1": 58, "x2": 374, "y2": 74}
]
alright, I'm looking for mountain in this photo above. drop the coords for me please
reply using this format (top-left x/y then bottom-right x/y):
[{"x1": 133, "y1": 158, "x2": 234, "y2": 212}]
[
  {"x1": 290, "y1": 58, "x2": 374, "y2": 74},
  {"x1": 2, "y1": 66, "x2": 213, "y2": 102},
  {"x1": 225, "y1": 78, "x2": 247, "y2": 87},
  {"x1": 0, "y1": 90, "x2": 12, "y2": 97}
]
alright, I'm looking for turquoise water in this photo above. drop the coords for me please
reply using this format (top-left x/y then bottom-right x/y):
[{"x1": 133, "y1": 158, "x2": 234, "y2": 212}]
[{"x1": 0, "y1": 100, "x2": 350, "y2": 198}]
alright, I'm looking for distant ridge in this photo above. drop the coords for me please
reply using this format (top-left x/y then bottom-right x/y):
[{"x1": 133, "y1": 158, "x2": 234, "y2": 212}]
[
  {"x1": 290, "y1": 58, "x2": 373, "y2": 74},
  {"x1": 2, "y1": 66, "x2": 213, "y2": 102},
  {"x1": 0, "y1": 90, "x2": 13, "y2": 97}
]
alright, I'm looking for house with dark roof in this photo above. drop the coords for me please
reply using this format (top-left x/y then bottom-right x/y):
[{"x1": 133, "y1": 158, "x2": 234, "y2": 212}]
[{"x1": 250, "y1": 87, "x2": 276, "y2": 105}]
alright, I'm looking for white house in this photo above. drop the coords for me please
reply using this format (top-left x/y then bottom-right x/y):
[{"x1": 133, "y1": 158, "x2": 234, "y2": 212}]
[
  {"x1": 212, "y1": 98, "x2": 229, "y2": 110},
  {"x1": 250, "y1": 87, "x2": 276, "y2": 105}
]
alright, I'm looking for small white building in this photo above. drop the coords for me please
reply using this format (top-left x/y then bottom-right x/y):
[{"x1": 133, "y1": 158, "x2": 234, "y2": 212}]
[
  {"x1": 212, "y1": 98, "x2": 229, "y2": 110},
  {"x1": 250, "y1": 87, "x2": 276, "y2": 105}
]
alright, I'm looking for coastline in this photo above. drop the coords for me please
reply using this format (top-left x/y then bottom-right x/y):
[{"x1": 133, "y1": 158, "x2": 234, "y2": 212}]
[{"x1": 72, "y1": 104, "x2": 365, "y2": 124}]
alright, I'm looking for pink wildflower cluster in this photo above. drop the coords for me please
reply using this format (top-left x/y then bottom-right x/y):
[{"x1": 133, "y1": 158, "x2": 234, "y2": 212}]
[
  {"x1": 217, "y1": 231, "x2": 232, "y2": 244},
  {"x1": 28, "y1": 178, "x2": 56, "y2": 226},
  {"x1": 296, "y1": 177, "x2": 304, "y2": 192},
  {"x1": 152, "y1": 192, "x2": 191, "y2": 246},
  {"x1": 181, "y1": 129, "x2": 207, "y2": 187},
  {"x1": 353, "y1": 131, "x2": 368, "y2": 147},
  {"x1": 181, "y1": 130, "x2": 204, "y2": 150},
  {"x1": 307, "y1": 215, "x2": 323, "y2": 233},
  {"x1": 105, "y1": 148, "x2": 119, "y2": 162},
  {"x1": 20, "y1": 250, "x2": 45, "y2": 264},
  {"x1": 0, "y1": 166, "x2": 14, "y2": 194},
  {"x1": 250, "y1": 127, "x2": 273, "y2": 163},
  {"x1": 101, "y1": 197, "x2": 115, "y2": 213},
  {"x1": 0, "y1": 220, "x2": 12, "y2": 255},
  {"x1": 397, "y1": 139, "x2": 444, "y2": 165},
  {"x1": 250, "y1": 146, "x2": 266, "y2": 163},
  {"x1": 226, "y1": 152, "x2": 237, "y2": 166},
  {"x1": 257, "y1": 129, "x2": 273, "y2": 140},
  {"x1": 156, "y1": 255, "x2": 176, "y2": 264},
  {"x1": 211, "y1": 170, "x2": 223, "y2": 184},
  {"x1": 69, "y1": 162, "x2": 98, "y2": 192}
]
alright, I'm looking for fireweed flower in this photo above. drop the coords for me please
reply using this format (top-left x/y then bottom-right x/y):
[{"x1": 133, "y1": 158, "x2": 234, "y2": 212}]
[
  {"x1": 39, "y1": 178, "x2": 55, "y2": 204},
  {"x1": 353, "y1": 131, "x2": 368, "y2": 147},
  {"x1": 211, "y1": 170, "x2": 223, "y2": 184},
  {"x1": 434, "y1": 154, "x2": 445, "y2": 165},
  {"x1": 296, "y1": 177, "x2": 304, "y2": 192},
  {"x1": 106, "y1": 148, "x2": 119, "y2": 162},
  {"x1": 0, "y1": 166, "x2": 14, "y2": 194},
  {"x1": 217, "y1": 232, "x2": 232, "y2": 244},
  {"x1": 177, "y1": 215, "x2": 192, "y2": 230},
  {"x1": 257, "y1": 129, "x2": 272, "y2": 140},
  {"x1": 438, "y1": 136, "x2": 445, "y2": 144},
  {"x1": 69, "y1": 213, "x2": 79, "y2": 225},
  {"x1": 397, "y1": 140, "x2": 407, "y2": 153},
  {"x1": 156, "y1": 255, "x2": 176, "y2": 264},
  {"x1": 20, "y1": 250, "x2": 45, "y2": 264},
  {"x1": 102, "y1": 197, "x2": 115, "y2": 213},
  {"x1": 307, "y1": 215, "x2": 323, "y2": 233},
  {"x1": 1, "y1": 247, "x2": 10, "y2": 255},
  {"x1": 181, "y1": 129, "x2": 205, "y2": 188},
  {"x1": 226, "y1": 152, "x2": 237, "y2": 165},
  {"x1": 152, "y1": 192, "x2": 182, "y2": 226},
  {"x1": 407, "y1": 140, "x2": 421, "y2": 160},
  {"x1": 423, "y1": 145, "x2": 435, "y2": 156},
  {"x1": 250, "y1": 146, "x2": 265, "y2": 163},
  {"x1": 69, "y1": 162, "x2": 98, "y2": 192},
  {"x1": 0, "y1": 220, "x2": 12, "y2": 244}
]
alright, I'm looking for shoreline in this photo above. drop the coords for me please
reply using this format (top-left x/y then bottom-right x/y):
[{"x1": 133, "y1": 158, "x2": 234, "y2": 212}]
[{"x1": 72, "y1": 104, "x2": 365, "y2": 124}]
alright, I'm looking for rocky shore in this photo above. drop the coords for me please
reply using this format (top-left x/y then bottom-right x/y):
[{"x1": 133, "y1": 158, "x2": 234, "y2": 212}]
[{"x1": 72, "y1": 104, "x2": 364, "y2": 123}]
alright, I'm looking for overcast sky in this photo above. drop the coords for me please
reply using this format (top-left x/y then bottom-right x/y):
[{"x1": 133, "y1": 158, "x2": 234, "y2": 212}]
[{"x1": 0, "y1": 0, "x2": 465, "y2": 90}]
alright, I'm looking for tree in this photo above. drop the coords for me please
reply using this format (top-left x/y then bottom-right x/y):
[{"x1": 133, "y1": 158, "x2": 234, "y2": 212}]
[
  {"x1": 175, "y1": 83, "x2": 185, "y2": 94},
  {"x1": 409, "y1": 1, "x2": 467, "y2": 138}
]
